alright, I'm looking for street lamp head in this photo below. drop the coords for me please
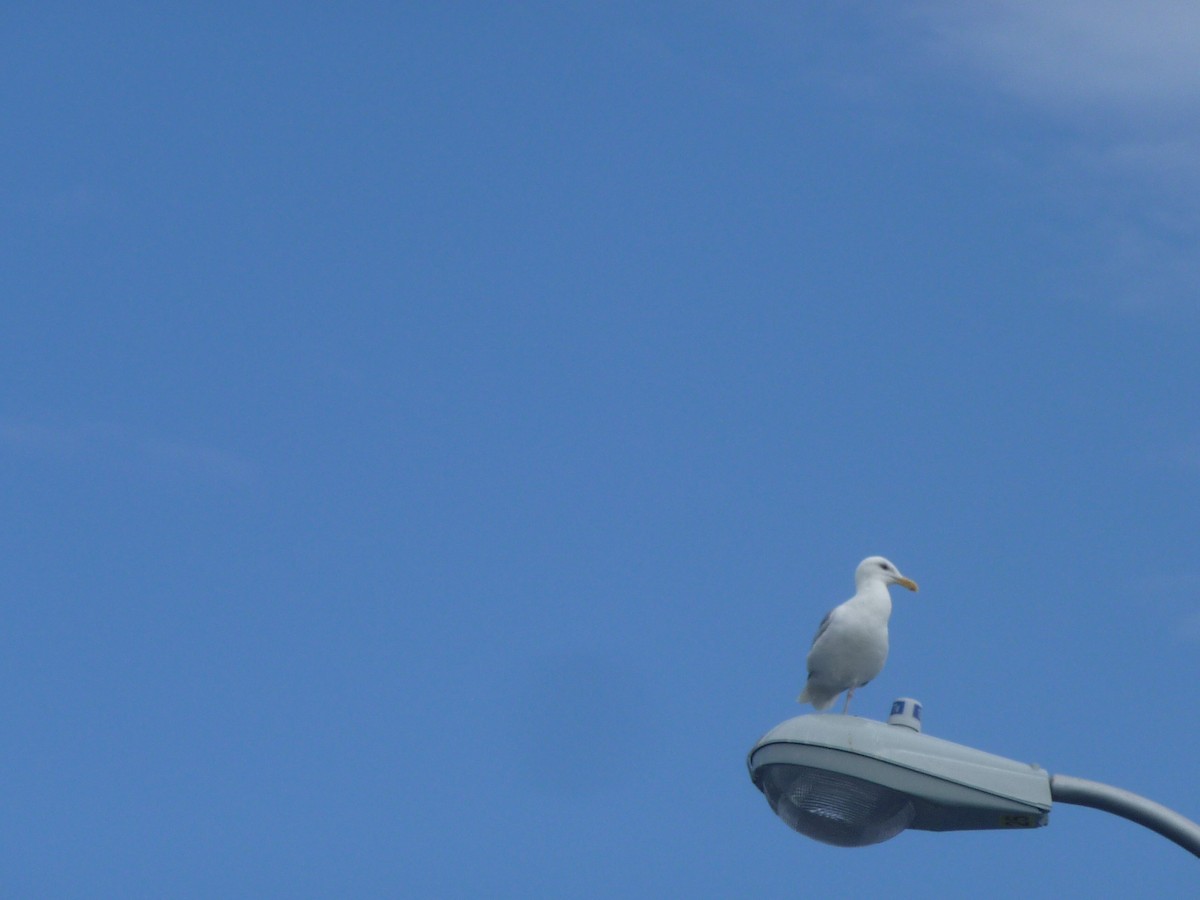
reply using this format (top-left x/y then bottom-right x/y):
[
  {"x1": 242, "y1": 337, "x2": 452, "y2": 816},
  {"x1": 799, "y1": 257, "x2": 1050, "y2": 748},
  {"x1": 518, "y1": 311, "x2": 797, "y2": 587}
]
[{"x1": 748, "y1": 700, "x2": 1051, "y2": 847}]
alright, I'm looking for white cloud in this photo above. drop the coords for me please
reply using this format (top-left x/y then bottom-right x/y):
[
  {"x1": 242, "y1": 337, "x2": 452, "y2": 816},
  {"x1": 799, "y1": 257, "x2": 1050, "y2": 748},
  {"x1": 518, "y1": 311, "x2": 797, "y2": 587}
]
[
  {"x1": 909, "y1": 2, "x2": 1200, "y2": 193},
  {"x1": 714, "y1": 3, "x2": 1200, "y2": 310},
  {"x1": 913, "y1": 1, "x2": 1200, "y2": 112},
  {"x1": 904, "y1": 2, "x2": 1200, "y2": 313}
]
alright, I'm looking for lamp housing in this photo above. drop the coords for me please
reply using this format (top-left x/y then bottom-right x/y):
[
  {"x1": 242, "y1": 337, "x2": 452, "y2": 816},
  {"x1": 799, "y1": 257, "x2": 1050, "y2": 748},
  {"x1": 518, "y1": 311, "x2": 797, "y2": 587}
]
[{"x1": 747, "y1": 702, "x2": 1051, "y2": 847}]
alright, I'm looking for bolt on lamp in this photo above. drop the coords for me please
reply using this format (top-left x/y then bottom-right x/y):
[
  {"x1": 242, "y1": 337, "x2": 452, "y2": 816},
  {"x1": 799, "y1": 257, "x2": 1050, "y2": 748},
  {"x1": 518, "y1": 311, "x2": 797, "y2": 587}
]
[{"x1": 747, "y1": 699, "x2": 1200, "y2": 856}]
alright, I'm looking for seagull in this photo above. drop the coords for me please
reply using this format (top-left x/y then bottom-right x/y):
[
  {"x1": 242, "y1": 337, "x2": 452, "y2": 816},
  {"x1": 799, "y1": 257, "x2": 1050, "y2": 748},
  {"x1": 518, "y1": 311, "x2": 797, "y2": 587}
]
[{"x1": 797, "y1": 556, "x2": 918, "y2": 714}]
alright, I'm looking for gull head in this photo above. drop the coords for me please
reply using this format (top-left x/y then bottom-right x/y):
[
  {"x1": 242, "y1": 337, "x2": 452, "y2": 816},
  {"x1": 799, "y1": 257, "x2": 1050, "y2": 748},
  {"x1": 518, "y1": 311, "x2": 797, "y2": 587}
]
[{"x1": 855, "y1": 556, "x2": 918, "y2": 592}]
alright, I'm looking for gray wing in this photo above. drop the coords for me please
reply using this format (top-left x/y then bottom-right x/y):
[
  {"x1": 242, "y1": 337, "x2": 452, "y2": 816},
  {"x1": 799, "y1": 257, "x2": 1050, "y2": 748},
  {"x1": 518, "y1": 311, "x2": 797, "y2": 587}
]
[
  {"x1": 811, "y1": 608, "x2": 836, "y2": 648},
  {"x1": 803, "y1": 609, "x2": 837, "y2": 681}
]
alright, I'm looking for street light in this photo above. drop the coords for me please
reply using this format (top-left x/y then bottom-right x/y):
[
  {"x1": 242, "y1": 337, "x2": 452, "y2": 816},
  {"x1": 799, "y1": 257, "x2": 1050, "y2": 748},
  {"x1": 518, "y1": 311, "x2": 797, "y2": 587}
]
[{"x1": 747, "y1": 699, "x2": 1200, "y2": 857}]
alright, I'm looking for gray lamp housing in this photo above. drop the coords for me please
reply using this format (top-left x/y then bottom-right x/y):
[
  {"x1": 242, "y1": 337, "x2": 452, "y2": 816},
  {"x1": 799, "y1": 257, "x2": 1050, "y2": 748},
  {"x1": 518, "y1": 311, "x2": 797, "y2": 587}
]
[{"x1": 748, "y1": 704, "x2": 1051, "y2": 847}]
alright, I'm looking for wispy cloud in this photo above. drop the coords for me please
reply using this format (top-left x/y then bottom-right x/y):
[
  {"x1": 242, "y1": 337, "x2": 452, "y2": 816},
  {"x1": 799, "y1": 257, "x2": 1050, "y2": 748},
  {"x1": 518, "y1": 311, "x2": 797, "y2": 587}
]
[
  {"x1": 0, "y1": 418, "x2": 257, "y2": 486},
  {"x1": 912, "y1": 1, "x2": 1200, "y2": 112},
  {"x1": 706, "y1": 3, "x2": 1200, "y2": 311},
  {"x1": 903, "y1": 2, "x2": 1200, "y2": 312},
  {"x1": 909, "y1": 2, "x2": 1200, "y2": 191}
]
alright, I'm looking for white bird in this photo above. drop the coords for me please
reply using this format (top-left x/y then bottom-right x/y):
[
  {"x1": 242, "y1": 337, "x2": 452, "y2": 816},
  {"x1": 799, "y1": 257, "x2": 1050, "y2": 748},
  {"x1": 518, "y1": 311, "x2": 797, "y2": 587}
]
[{"x1": 797, "y1": 556, "x2": 918, "y2": 714}]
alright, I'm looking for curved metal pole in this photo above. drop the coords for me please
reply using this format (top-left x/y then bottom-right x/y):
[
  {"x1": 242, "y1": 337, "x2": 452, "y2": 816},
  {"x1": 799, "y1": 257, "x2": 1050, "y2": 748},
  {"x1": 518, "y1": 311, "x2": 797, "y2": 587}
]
[{"x1": 1051, "y1": 773, "x2": 1200, "y2": 858}]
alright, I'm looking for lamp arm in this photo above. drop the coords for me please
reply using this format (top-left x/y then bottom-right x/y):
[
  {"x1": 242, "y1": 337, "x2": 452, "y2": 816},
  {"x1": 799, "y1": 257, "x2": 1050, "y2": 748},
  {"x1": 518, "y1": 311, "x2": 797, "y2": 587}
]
[{"x1": 1050, "y1": 773, "x2": 1200, "y2": 858}]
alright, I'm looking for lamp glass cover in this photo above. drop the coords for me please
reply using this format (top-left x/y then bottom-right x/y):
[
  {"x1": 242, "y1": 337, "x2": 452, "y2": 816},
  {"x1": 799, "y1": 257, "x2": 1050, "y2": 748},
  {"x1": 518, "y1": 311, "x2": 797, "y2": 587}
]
[{"x1": 758, "y1": 763, "x2": 916, "y2": 847}]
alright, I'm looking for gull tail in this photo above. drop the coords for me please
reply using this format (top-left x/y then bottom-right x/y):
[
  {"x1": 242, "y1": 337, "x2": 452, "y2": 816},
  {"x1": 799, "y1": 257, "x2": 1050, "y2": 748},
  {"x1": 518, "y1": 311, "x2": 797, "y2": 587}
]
[{"x1": 798, "y1": 681, "x2": 838, "y2": 711}]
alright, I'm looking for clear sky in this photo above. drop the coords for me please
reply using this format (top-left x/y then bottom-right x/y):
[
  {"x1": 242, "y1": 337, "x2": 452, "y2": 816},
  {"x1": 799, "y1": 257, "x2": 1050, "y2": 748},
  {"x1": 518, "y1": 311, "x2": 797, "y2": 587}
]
[{"x1": 4, "y1": 3, "x2": 1199, "y2": 897}]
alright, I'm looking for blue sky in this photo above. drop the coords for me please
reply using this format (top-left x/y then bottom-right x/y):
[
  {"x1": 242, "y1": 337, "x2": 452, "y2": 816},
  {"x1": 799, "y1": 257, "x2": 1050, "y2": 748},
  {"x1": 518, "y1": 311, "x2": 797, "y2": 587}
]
[{"x1": 4, "y1": 3, "x2": 1199, "y2": 896}]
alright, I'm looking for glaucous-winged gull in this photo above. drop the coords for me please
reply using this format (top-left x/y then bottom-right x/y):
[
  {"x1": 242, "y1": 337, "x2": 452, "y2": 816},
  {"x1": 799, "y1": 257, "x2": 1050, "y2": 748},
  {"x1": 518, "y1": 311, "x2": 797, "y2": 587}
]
[{"x1": 797, "y1": 556, "x2": 918, "y2": 714}]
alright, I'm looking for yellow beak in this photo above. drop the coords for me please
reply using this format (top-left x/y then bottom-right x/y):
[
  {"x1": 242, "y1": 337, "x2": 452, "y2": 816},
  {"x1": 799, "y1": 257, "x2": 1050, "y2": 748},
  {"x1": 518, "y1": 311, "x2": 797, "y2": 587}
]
[{"x1": 896, "y1": 577, "x2": 919, "y2": 592}]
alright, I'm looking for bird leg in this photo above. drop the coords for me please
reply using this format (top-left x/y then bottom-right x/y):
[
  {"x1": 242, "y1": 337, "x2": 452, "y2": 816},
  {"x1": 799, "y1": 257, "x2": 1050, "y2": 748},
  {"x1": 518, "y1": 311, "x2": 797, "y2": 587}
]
[{"x1": 842, "y1": 688, "x2": 855, "y2": 714}]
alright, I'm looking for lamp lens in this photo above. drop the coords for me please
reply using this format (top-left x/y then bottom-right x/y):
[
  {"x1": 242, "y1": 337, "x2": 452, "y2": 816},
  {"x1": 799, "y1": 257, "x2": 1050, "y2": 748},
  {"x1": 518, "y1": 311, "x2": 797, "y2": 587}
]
[{"x1": 758, "y1": 764, "x2": 915, "y2": 847}]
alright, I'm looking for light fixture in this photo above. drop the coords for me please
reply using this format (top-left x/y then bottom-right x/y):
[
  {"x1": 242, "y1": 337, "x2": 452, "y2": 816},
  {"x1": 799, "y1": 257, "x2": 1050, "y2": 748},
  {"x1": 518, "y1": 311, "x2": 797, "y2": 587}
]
[
  {"x1": 748, "y1": 698, "x2": 1200, "y2": 857},
  {"x1": 747, "y1": 699, "x2": 1051, "y2": 847}
]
